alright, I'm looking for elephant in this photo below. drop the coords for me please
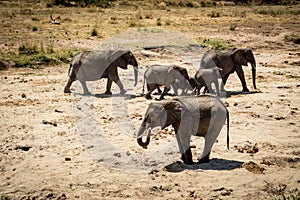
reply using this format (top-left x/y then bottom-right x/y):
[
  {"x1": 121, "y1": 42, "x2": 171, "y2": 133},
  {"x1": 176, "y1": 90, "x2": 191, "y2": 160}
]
[
  {"x1": 142, "y1": 64, "x2": 190, "y2": 100},
  {"x1": 199, "y1": 48, "x2": 256, "y2": 92},
  {"x1": 193, "y1": 67, "x2": 222, "y2": 96},
  {"x1": 64, "y1": 50, "x2": 138, "y2": 95},
  {"x1": 137, "y1": 95, "x2": 229, "y2": 165}
]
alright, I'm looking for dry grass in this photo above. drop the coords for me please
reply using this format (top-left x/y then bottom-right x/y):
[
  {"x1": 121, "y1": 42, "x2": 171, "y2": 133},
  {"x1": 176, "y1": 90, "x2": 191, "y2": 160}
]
[{"x1": 0, "y1": 1, "x2": 299, "y2": 69}]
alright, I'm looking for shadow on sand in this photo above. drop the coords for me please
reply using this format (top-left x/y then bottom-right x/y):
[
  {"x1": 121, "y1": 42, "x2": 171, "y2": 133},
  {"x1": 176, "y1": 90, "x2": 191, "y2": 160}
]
[
  {"x1": 91, "y1": 93, "x2": 143, "y2": 100},
  {"x1": 225, "y1": 90, "x2": 261, "y2": 97},
  {"x1": 164, "y1": 158, "x2": 244, "y2": 173}
]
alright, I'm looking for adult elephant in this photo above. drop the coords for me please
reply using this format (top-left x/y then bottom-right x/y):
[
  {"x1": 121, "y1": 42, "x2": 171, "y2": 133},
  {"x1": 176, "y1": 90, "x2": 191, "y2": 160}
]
[
  {"x1": 137, "y1": 95, "x2": 229, "y2": 165},
  {"x1": 64, "y1": 50, "x2": 138, "y2": 95},
  {"x1": 199, "y1": 48, "x2": 256, "y2": 92},
  {"x1": 142, "y1": 64, "x2": 190, "y2": 100}
]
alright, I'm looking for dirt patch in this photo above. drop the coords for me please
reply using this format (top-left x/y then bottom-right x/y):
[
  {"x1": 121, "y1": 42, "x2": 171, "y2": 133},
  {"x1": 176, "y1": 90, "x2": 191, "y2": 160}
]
[{"x1": 241, "y1": 161, "x2": 265, "y2": 174}]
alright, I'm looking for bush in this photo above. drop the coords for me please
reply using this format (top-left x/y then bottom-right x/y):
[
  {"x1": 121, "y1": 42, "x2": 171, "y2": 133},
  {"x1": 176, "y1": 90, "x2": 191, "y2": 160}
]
[
  {"x1": 18, "y1": 44, "x2": 39, "y2": 55},
  {"x1": 156, "y1": 18, "x2": 162, "y2": 26},
  {"x1": 230, "y1": 24, "x2": 237, "y2": 31},
  {"x1": 284, "y1": 34, "x2": 300, "y2": 44},
  {"x1": 208, "y1": 10, "x2": 220, "y2": 18},
  {"x1": 260, "y1": 0, "x2": 297, "y2": 5},
  {"x1": 197, "y1": 38, "x2": 234, "y2": 50},
  {"x1": 0, "y1": 59, "x2": 8, "y2": 70},
  {"x1": 91, "y1": 27, "x2": 98, "y2": 36},
  {"x1": 53, "y1": 0, "x2": 113, "y2": 8}
]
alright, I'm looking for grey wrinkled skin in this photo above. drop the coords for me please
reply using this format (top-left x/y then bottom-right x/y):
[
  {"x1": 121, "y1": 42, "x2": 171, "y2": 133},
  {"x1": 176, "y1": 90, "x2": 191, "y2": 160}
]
[
  {"x1": 137, "y1": 95, "x2": 229, "y2": 165},
  {"x1": 194, "y1": 67, "x2": 222, "y2": 96},
  {"x1": 64, "y1": 50, "x2": 138, "y2": 95},
  {"x1": 199, "y1": 48, "x2": 256, "y2": 92},
  {"x1": 142, "y1": 64, "x2": 190, "y2": 100}
]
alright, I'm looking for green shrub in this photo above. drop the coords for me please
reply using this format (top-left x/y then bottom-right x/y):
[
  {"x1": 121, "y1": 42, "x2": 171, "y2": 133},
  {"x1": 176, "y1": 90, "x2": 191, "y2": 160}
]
[
  {"x1": 32, "y1": 26, "x2": 38, "y2": 31},
  {"x1": 208, "y1": 10, "x2": 220, "y2": 18},
  {"x1": 53, "y1": 0, "x2": 113, "y2": 8},
  {"x1": 260, "y1": 0, "x2": 296, "y2": 5},
  {"x1": 91, "y1": 27, "x2": 98, "y2": 36},
  {"x1": 197, "y1": 38, "x2": 234, "y2": 50},
  {"x1": 230, "y1": 24, "x2": 237, "y2": 31},
  {"x1": 0, "y1": 59, "x2": 8, "y2": 70},
  {"x1": 128, "y1": 21, "x2": 136, "y2": 27},
  {"x1": 284, "y1": 34, "x2": 300, "y2": 44},
  {"x1": 156, "y1": 18, "x2": 162, "y2": 26},
  {"x1": 18, "y1": 44, "x2": 39, "y2": 55}
]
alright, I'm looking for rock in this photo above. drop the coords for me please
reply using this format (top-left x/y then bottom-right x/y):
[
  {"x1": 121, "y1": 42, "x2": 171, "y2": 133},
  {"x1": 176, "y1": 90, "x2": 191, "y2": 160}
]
[{"x1": 65, "y1": 157, "x2": 71, "y2": 161}]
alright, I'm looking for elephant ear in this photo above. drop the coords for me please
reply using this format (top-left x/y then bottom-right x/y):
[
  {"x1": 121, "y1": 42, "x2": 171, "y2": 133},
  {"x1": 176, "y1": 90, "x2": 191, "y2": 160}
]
[
  {"x1": 163, "y1": 100, "x2": 181, "y2": 117},
  {"x1": 172, "y1": 65, "x2": 185, "y2": 74},
  {"x1": 232, "y1": 49, "x2": 248, "y2": 66},
  {"x1": 172, "y1": 65, "x2": 189, "y2": 79}
]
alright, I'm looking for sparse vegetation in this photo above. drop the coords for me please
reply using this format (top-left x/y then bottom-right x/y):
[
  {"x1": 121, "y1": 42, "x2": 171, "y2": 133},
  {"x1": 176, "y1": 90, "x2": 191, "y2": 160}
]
[
  {"x1": 52, "y1": 0, "x2": 113, "y2": 8},
  {"x1": 230, "y1": 24, "x2": 237, "y2": 31},
  {"x1": 91, "y1": 26, "x2": 98, "y2": 36},
  {"x1": 0, "y1": 43, "x2": 80, "y2": 69},
  {"x1": 197, "y1": 37, "x2": 234, "y2": 50},
  {"x1": 156, "y1": 17, "x2": 162, "y2": 26},
  {"x1": 263, "y1": 182, "x2": 300, "y2": 200},
  {"x1": 284, "y1": 34, "x2": 300, "y2": 44},
  {"x1": 208, "y1": 10, "x2": 221, "y2": 18}
]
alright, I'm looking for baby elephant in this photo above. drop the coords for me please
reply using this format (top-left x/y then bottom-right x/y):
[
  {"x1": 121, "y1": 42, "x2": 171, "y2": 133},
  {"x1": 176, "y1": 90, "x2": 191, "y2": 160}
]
[
  {"x1": 194, "y1": 67, "x2": 222, "y2": 96},
  {"x1": 137, "y1": 95, "x2": 229, "y2": 165},
  {"x1": 143, "y1": 64, "x2": 190, "y2": 100}
]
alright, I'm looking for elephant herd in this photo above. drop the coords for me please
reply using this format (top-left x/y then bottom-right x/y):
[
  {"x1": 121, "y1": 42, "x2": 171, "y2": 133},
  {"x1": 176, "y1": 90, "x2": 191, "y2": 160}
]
[{"x1": 64, "y1": 48, "x2": 257, "y2": 165}]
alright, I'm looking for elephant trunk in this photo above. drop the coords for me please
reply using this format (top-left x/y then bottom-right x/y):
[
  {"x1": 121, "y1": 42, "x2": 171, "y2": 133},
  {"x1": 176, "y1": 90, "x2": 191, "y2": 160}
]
[
  {"x1": 251, "y1": 60, "x2": 256, "y2": 89},
  {"x1": 133, "y1": 65, "x2": 138, "y2": 86},
  {"x1": 137, "y1": 123, "x2": 151, "y2": 148}
]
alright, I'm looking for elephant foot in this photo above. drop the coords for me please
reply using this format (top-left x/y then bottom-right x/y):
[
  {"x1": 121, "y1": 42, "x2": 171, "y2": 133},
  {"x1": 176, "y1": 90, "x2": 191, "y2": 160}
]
[
  {"x1": 198, "y1": 153, "x2": 210, "y2": 164},
  {"x1": 145, "y1": 94, "x2": 152, "y2": 100},
  {"x1": 159, "y1": 95, "x2": 165, "y2": 100},
  {"x1": 83, "y1": 91, "x2": 92, "y2": 96},
  {"x1": 182, "y1": 149, "x2": 194, "y2": 165},
  {"x1": 242, "y1": 87, "x2": 250, "y2": 93},
  {"x1": 64, "y1": 88, "x2": 71, "y2": 93},
  {"x1": 120, "y1": 89, "x2": 127, "y2": 95},
  {"x1": 104, "y1": 91, "x2": 112, "y2": 95}
]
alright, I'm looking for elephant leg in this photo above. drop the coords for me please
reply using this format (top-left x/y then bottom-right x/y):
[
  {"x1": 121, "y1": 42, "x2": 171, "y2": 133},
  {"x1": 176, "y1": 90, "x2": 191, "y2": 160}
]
[
  {"x1": 145, "y1": 84, "x2": 156, "y2": 99},
  {"x1": 79, "y1": 80, "x2": 91, "y2": 95},
  {"x1": 106, "y1": 68, "x2": 126, "y2": 95},
  {"x1": 172, "y1": 82, "x2": 179, "y2": 96},
  {"x1": 175, "y1": 132, "x2": 193, "y2": 165},
  {"x1": 64, "y1": 70, "x2": 77, "y2": 93},
  {"x1": 64, "y1": 79, "x2": 73, "y2": 93},
  {"x1": 221, "y1": 74, "x2": 229, "y2": 92},
  {"x1": 214, "y1": 80, "x2": 220, "y2": 96},
  {"x1": 105, "y1": 78, "x2": 113, "y2": 95},
  {"x1": 203, "y1": 86, "x2": 209, "y2": 94},
  {"x1": 159, "y1": 86, "x2": 170, "y2": 100},
  {"x1": 235, "y1": 66, "x2": 249, "y2": 92},
  {"x1": 115, "y1": 80, "x2": 127, "y2": 95},
  {"x1": 156, "y1": 85, "x2": 162, "y2": 94},
  {"x1": 106, "y1": 77, "x2": 126, "y2": 95},
  {"x1": 206, "y1": 82, "x2": 214, "y2": 94},
  {"x1": 198, "y1": 112, "x2": 226, "y2": 163}
]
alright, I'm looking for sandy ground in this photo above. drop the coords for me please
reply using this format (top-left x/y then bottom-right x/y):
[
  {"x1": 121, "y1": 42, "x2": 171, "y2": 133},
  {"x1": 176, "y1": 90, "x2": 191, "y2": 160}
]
[{"x1": 1, "y1": 9, "x2": 300, "y2": 200}]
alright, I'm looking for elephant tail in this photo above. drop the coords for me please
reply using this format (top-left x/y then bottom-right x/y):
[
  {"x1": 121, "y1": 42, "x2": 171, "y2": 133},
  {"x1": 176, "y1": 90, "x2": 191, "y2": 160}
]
[
  {"x1": 67, "y1": 63, "x2": 72, "y2": 77},
  {"x1": 226, "y1": 109, "x2": 230, "y2": 150},
  {"x1": 142, "y1": 68, "x2": 147, "y2": 95},
  {"x1": 142, "y1": 76, "x2": 145, "y2": 94}
]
